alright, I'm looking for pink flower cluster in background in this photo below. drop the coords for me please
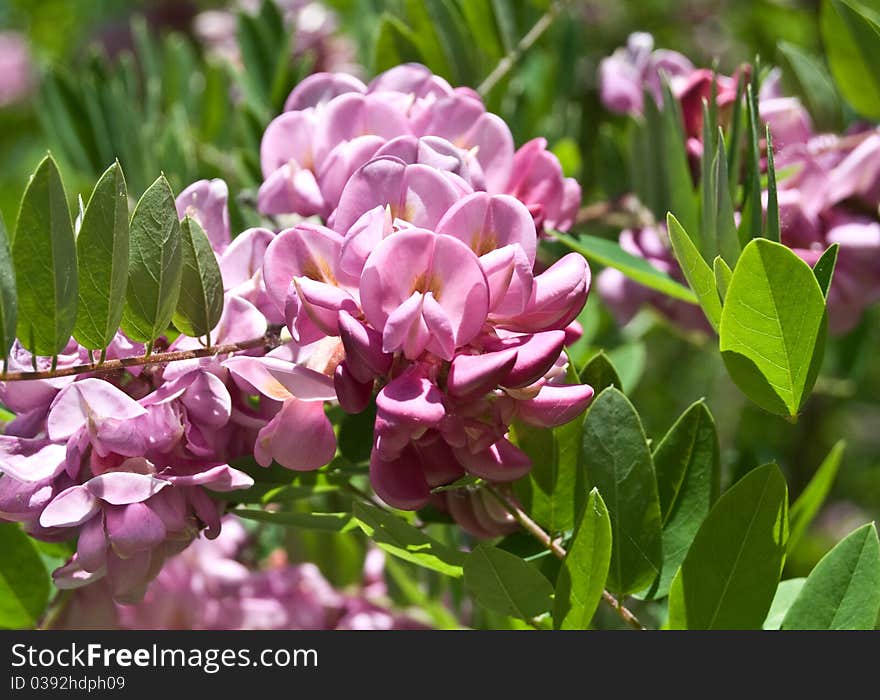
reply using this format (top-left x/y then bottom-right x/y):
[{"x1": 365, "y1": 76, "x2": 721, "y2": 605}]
[
  {"x1": 598, "y1": 34, "x2": 880, "y2": 335},
  {"x1": 258, "y1": 63, "x2": 581, "y2": 234},
  {"x1": 0, "y1": 31, "x2": 33, "y2": 107},
  {"x1": 56, "y1": 517, "x2": 424, "y2": 630}
]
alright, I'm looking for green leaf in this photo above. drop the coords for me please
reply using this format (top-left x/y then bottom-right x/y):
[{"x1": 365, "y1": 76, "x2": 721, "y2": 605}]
[
  {"x1": 235, "y1": 509, "x2": 357, "y2": 532},
  {"x1": 661, "y1": 81, "x2": 699, "y2": 239},
  {"x1": 374, "y1": 14, "x2": 424, "y2": 72},
  {"x1": 0, "y1": 213, "x2": 17, "y2": 364},
  {"x1": 763, "y1": 578, "x2": 806, "y2": 629},
  {"x1": 581, "y1": 388, "x2": 662, "y2": 596},
  {"x1": 713, "y1": 256, "x2": 733, "y2": 302},
  {"x1": 647, "y1": 400, "x2": 720, "y2": 598},
  {"x1": 606, "y1": 342, "x2": 646, "y2": 393},
  {"x1": 464, "y1": 543, "x2": 553, "y2": 619},
  {"x1": 738, "y1": 84, "x2": 763, "y2": 245},
  {"x1": 73, "y1": 162, "x2": 129, "y2": 350},
  {"x1": 121, "y1": 176, "x2": 183, "y2": 346},
  {"x1": 782, "y1": 523, "x2": 880, "y2": 630},
  {"x1": 554, "y1": 488, "x2": 612, "y2": 629},
  {"x1": 578, "y1": 351, "x2": 622, "y2": 394},
  {"x1": 353, "y1": 501, "x2": 466, "y2": 577},
  {"x1": 821, "y1": 0, "x2": 880, "y2": 119},
  {"x1": 789, "y1": 440, "x2": 846, "y2": 553},
  {"x1": 764, "y1": 125, "x2": 780, "y2": 243},
  {"x1": 812, "y1": 243, "x2": 839, "y2": 298},
  {"x1": 173, "y1": 217, "x2": 224, "y2": 340},
  {"x1": 778, "y1": 42, "x2": 842, "y2": 131},
  {"x1": 12, "y1": 155, "x2": 78, "y2": 357},
  {"x1": 667, "y1": 213, "x2": 723, "y2": 331},
  {"x1": 555, "y1": 232, "x2": 698, "y2": 304},
  {"x1": 667, "y1": 463, "x2": 789, "y2": 629},
  {"x1": 0, "y1": 523, "x2": 51, "y2": 629},
  {"x1": 713, "y1": 131, "x2": 741, "y2": 266},
  {"x1": 719, "y1": 238, "x2": 827, "y2": 418}
]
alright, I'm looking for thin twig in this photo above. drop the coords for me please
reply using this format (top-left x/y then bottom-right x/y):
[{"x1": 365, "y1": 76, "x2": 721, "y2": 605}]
[
  {"x1": 485, "y1": 484, "x2": 646, "y2": 630},
  {"x1": 1, "y1": 327, "x2": 284, "y2": 382},
  {"x1": 477, "y1": 0, "x2": 567, "y2": 97}
]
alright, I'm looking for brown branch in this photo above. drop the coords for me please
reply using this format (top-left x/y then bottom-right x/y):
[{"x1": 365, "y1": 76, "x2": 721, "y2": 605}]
[
  {"x1": 485, "y1": 484, "x2": 646, "y2": 631},
  {"x1": 477, "y1": 0, "x2": 567, "y2": 97},
  {"x1": 1, "y1": 328, "x2": 284, "y2": 382}
]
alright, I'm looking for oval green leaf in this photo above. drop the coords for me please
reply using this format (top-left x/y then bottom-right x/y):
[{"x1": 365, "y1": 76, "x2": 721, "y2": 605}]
[
  {"x1": 579, "y1": 351, "x2": 622, "y2": 394},
  {"x1": 668, "y1": 463, "x2": 789, "y2": 630},
  {"x1": 821, "y1": 0, "x2": 880, "y2": 119},
  {"x1": 121, "y1": 176, "x2": 183, "y2": 345},
  {"x1": 554, "y1": 488, "x2": 612, "y2": 629},
  {"x1": 12, "y1": 155, "x2": 78, "y2": 356},
  {"x1": 73, "y1": 161, "x2": 130, "y2": 350},
  {"x1": 667, "y1": 213, "x2": 722, "y2": 331},
  {"x1": 464, "y1": 543, "x2": 554, "y2": 620},
  {"x1": 647, "y1": 400, "x2": 720, "y2": 598},
  {"x1": 0, "y1": 523, "x2": 51, "y2": 629},
  {"x1": 0, "y1": 213, "x2": 17, "y2": 365},
  {"x1": 782, "y1": 523, "x2": 880, "y2": 630},
  {"x1": 353, "y1": 501, "x2": 466, "y2": 577},
  {"x1": 173, "y1": 216, "x2": 224, "y2": 340},
  {"x1": 719, "y1": 238, "x2": 827, "y2": 419},
  {"x1": 581, "y1": 388, "x2": 662, "y2": 595}
]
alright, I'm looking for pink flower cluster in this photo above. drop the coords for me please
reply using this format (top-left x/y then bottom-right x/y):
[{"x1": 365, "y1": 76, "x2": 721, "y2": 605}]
[
  {"x1": 56, "y1": 517, "x2": 423, "y2": 630},
  {"x1": 598, "y1": 36, "x2": 880, "y2": 334},
  {"x1": 258, "y1": 63, "x2": 580, "y2": 234},
  {"x1": 0, "y1": 181, "x2": 286, "y2": 603}
]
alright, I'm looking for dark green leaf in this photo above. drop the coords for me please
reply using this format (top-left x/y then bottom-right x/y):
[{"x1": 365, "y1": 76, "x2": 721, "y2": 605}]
[
  {"x1": 668, "y1": 463, "x2": 789, "y2": 629},
  {"x1": 661, "y1": 81, "x2": 699, "y2": 239},
  {"x1": 555, "y1": 232, "x2": 698, "y2": 304},
  {"x1": 812, "y1": 243, "x2": 840, "y2": 298},
  {"x1": 778, "y1": 42, "x2": 842, "y2": 131},
  {"x1": 353, "y1": 501, "x2": 466, "y2": 577},
  {"x1": 12, "y1": 155, "x2": 78, "y2": 357},
  {"x1": 581, "y1": 388, "x2": 662, "y2": 595},
  {"x1": 73, "y1": 162, "x2": 129, "y2": 350},
  {"x1": 648, "y1": 400, "x2": 720, "y2": 598},
  {"x1": 667, "y1": 213, "x2": 722, "y2": 330},
  {"x1": 713, "y1": 131, "x2": 740, "y2": 265},
  {"x1": 789, "y1": 440, "x2": 846, "y2": 553},
  {"x1": 606, "y1": 342, "x2": 646, "y2": 393},
  {"x1": 173, "y1": 217, "x2": 224, "y2": 340},
  {"x1": 0, "y1": 213, "x2": 17, "y2": 365},
  {"x1": 578, "y1": 351, "x2": 622, "y2": 394},
  {"x1": 121, "y1": 176, "x2": 183, "y2": 346},
  {"x1": 719, "y1": 238, "x2": 827, "y2": 418},
  {"x1": 464, "y1": 543, "x2": 553, "y2": 619},
  {"x1": 235, "y1": 509, "x2": 356, "y2": 532},
  {"x1": 782, "y1": 523, "x2": 880, "y2": 630},
  {"x1": 765, "y1": 125, "x2": 780, "y2": 242},
  {"x1": 0, "y1": 523, "x2": 50, "y2": 629},
  {"x1": 374, "y1": 14, "x2": 424, "y2": 72},
  {"x1": 821, "y1": 0, "x2": 880, "y2": 119},
  {"x1": 737, "y1": 84, "x2": 763, "y2": 245},
  {"x1": 554, "y1": 488, "x2": 612, "y2": 629}
]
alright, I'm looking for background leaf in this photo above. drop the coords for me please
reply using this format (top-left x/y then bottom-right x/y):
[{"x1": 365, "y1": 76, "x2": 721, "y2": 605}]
[
  {"x1": 578, "y1": 351, "x2": 623, "y2": 393},
  {"x1": 789, "y1": 441, "x2": 846, "y2": 553},
  {"x1": 782, "y1": 523, "x2": 880, "y2": 630},
  {"x1": 0, "y1": 523, "x2": 50, "y2": 629},
  {"x1": 12, "y1": 155, "x2": 77, "y2": 356},
  {"x1": 554, "y1": 488, "x2": 612, "y2": 629},
  {"x1": 667, "y1": 213, "x2": 722, "y2": 330},
  {"x1": 667, "y1": 463, "x2": 789, "y2": 630},
  {"x1": 121, "y1": 176, "x2": 183, "y2": 346},
  {"x1": 464, "y1": 543, "x2": 554, "y2": 620},
  {"x1": 580, "y1": 388, "x2": 663, "y2": 595},
  {"x1": 73, "y1": 161, "x2": 129, "y2": 350},
  {"x1": 821, "y1": 0, "x2": 880, "y2": 119}
]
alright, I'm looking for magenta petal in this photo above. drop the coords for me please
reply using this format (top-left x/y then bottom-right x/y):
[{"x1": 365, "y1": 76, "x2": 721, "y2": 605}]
[
  {"x1": 337, "y1": 310, "x2": 392, "y2": 382},
  {"x1": 262, "y1": 357, "x2": 336, "y2": 401},
  {"x1": 0, "y1": 437, "x2": 67, "y2": 482},
  {"x1": 105, "y1": 502, "x2": 167, "y2": 558},
  {"x1": 480, "y1": 244, "x2": 534, "y2": 315},
  {"x1": 255, "y1": 398, "x2": 336, "y2": 471},
  {"x1": 382, "y1": 291, "x2": 430, "y2": 358},
  {"x1": 257, "y1": 164, "x2": 325, "y2": 217},
  {"x1": 436, "y1": 192, "x2": 537, "y2": 262},
  {"x1": 260, "y1": 110, "x2": 316, "y2": 178},
  {"x1": 167, "y1": 465, "x2": 254, "y2": 492},
  {"x1": 516, "y1": 384, "x2": 595, "y2": 428},
  {"x1": 421, "y1": 292, "x2": 456, "y2": 360},
  {"x1": 376, "y1": 368, "x2": 446, "y2": 427},
  {"x1": 48, "y1": 379, "x2": 147, "y2": 441},
  {"x1": 369, "y1": 448, "x2": 431, "y2": 510},
  {"x1": 86, "y1": 472, "x2": 168, "y2": 505},
  {"x1": 76, "y1": 513, "x2": 108, "y2": 573},
  {"x1": 176, "y1": 178, "x2": 231, "y2": 253},
  {"x1": 368, "y1": 63, "x2": 452, "y2": 98},
  {"x1": 317, "y1": 134, "x2": 385, "y2": 208},
  {"x1": 181, "y1": 371, "x2": 232, "y2": 427},
  {"x1": 453, "y1": 438, "x2": 531, "y2": 482},
  {"x1": 334, "y1": 362, "x2": 374, "y2": 414},
  {"x1": 39, "y1": 485, "x2": 99, "y2": 528},
  {"x1": 283, "y1": 72, "x2": 366, "y2": 111},
  {"x1": 447, "y1": 348, "x2": 518, "y2": 399},
  {"x1": 495, "y1": 331, "x2": 566, "y2": 388},
  {"x1": 412, "y1": 436, "x2": 465, "y2": 487},
  {"x1": 339, "y1": 205, "x2": 393, "y2": 277},
  {"x1": 219, "y1": 227, "x2": 274, "y2": 290}
]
